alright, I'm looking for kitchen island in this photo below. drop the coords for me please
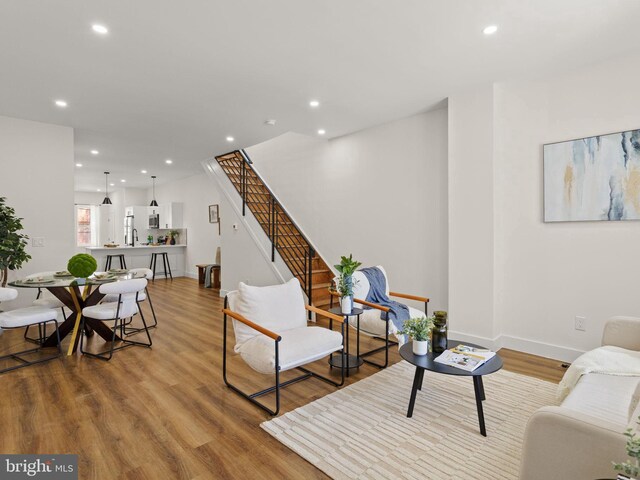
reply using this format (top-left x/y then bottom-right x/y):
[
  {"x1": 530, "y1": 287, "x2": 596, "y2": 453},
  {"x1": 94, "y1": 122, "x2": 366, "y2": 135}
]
[{"x1": 85, "y1": 245, "x2": 186, "y2": 277}]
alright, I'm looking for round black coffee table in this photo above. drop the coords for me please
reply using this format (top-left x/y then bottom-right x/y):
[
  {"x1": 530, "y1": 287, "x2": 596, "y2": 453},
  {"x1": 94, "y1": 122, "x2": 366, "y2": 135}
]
[{"x1": 399, "y1": 340, "x2": 503, "y2": 436}]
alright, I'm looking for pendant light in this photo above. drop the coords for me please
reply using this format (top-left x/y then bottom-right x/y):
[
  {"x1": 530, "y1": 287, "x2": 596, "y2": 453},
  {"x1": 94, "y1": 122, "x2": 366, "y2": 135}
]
[
  {"x1": 102, "y1": 172, "x2": 112, "y2": 205},
  {"x1": 150, "y1": 175, "x2": 158, "y2": 206}
]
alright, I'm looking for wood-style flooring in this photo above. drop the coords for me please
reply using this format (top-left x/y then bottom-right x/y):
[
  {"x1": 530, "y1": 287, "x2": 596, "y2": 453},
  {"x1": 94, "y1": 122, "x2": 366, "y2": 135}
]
[{"x1": 0, "y1": 278, "x2": 566, "y2": 479}]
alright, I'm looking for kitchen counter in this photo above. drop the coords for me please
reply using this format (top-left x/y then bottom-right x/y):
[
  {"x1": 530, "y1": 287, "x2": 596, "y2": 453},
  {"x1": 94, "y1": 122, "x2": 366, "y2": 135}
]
[
  {"x1": 86, "y1": 244, "x2": 187, "y2": 250},
  {"x1": 85, "y1": 245, "x2": 186, "y2": 276}
]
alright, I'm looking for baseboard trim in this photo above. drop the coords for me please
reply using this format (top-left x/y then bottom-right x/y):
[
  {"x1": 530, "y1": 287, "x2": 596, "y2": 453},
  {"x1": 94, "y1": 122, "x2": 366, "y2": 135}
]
[
  {"x1": 219, "y1": 289, "x2": 229, "y2": 298},
  {"x1": 448, "y1": 330, "x2": 583, "y2": 363}
]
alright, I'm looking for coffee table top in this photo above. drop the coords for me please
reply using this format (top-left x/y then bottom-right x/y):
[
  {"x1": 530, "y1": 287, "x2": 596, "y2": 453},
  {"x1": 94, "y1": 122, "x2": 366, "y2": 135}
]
[{"x1": 399, "y1": 340, "x2": 503, "y2": 377}]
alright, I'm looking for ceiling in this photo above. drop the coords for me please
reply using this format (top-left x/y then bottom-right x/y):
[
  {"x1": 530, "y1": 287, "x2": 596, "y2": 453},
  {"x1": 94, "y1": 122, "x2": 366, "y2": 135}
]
[{"x1": 1, "y1": 0, "x2": 640, "y2": 191}]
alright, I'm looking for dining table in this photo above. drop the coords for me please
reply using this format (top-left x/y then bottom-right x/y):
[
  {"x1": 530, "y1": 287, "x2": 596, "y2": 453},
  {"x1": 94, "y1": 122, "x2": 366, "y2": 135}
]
[{"x1": 8, "y1": 271, "x2": 145, "y2": 356}]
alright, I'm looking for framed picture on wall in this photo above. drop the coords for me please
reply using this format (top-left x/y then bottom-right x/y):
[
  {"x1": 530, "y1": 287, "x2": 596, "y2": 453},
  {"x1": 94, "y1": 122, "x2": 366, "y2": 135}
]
[{"x1": 209, "y1": 204, "x2": 219, "y2": 223}]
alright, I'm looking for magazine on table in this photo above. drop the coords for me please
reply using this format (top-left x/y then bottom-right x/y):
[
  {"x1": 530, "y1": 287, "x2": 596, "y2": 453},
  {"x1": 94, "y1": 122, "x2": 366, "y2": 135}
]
[{"x1": 434, "y1": 345, "x2": 496, "y2": 372}]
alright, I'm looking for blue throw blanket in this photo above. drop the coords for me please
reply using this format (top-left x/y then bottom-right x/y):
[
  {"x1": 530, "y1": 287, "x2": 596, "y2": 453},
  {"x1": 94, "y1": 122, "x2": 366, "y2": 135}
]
[{"x1": 360, "y1": 267, "x2": 410, "y2": 332}]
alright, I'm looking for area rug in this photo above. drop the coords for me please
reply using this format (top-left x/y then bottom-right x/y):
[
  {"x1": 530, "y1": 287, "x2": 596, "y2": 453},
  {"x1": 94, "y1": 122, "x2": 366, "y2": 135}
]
[{"x1": 261, "y1": 361, "x2": 559, "y2": 479}]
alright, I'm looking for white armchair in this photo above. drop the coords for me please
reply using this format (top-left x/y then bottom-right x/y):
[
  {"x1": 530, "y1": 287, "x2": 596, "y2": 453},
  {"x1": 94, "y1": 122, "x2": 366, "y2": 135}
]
[
  {"x1": 519, "y1": 316, "x2": 640, "y2": 480},
  {"x1": 223, "y1": 278, "x2": 345, "y2": 415},
  {"x1": 331, "y1": 265, "x2": 429, "y2": 368}
]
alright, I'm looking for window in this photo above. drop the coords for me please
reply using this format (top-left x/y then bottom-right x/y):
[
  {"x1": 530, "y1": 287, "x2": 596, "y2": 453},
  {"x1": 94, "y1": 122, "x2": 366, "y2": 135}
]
[{"x1": 76, "y1": 205, "x2": 97, "y2": 246}]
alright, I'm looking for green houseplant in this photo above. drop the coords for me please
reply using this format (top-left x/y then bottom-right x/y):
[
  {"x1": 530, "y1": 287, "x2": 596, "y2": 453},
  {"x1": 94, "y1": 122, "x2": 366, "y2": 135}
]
[
  {"x1": 67, "y1": 253, "x2": 98, "y2": 285},
  {"x1": 169, "y1": 230, "x2": 179, "y2": 245},
  {"x1": 335, "y1": 254, "x2": 362, "y2": 314},
  {"x1": 0, "y1": 197, "x2": 31, "y2": 287},
  {"x1": 400, "y1": 316, "x2": 434, "y2": 355},
  {"x1": 613, "y1": 416, "x2": 640, "y2": 479}
]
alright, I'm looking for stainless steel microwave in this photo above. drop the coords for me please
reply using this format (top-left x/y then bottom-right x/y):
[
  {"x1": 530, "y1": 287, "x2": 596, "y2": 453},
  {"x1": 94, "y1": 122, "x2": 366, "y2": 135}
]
[{"x1": 149, "y1": 214, "x2": 159, "y2": 229}]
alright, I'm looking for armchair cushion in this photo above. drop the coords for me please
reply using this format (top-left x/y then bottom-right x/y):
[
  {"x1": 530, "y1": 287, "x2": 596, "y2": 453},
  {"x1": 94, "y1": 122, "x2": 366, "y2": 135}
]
[
  {"x1": 232, "y1": 279, "x2": 306, "y2": 349},
  {"x1": 237, "y1": 326, "x2": 343, "y2": 374},
  {"x1": 603, "y1": 316, "x2": 640, "y2": 351},
  {"x1": 356, "y1": 305, "x2": 425, "y2": 337}
]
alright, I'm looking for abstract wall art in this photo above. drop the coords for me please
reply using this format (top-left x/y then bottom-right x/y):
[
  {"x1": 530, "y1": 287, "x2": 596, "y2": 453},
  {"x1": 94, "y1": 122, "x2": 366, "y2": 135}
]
[{"x1": 544, "y1": 128, "x2": 640, "y2": 222}]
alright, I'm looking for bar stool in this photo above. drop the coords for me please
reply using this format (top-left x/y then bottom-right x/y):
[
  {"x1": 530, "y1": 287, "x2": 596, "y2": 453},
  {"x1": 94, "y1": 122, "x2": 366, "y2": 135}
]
[
  {"x1": 0, "y1": 287, "x2": 62, "y2": 374},
  {"x1": 105, "y1": 254, "x2": 127, "y2": 271},
  {"x1": 149, "y1": 252, "x2": 172, "y2": 281}
]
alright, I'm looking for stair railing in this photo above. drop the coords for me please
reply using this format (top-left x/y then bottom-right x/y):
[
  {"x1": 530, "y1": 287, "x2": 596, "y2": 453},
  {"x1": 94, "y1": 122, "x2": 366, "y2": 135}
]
[{"x1": 216, "y1": 150, "x2": 316, "y2": 307}]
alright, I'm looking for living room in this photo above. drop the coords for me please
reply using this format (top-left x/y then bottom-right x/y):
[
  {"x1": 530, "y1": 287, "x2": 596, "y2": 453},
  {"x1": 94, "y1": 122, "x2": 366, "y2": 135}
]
[{"x1": 1, "y1": 2, "x2": 640, "y2": 479}]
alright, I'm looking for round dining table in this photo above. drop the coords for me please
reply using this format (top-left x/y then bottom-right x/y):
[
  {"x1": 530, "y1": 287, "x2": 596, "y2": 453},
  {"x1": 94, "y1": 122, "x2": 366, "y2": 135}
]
[{"x1": 8, "y1": 271, "x2": 144, "y2": 356}]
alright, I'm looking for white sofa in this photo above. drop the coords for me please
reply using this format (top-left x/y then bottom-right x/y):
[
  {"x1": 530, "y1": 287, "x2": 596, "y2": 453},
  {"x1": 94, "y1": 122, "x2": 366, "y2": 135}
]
[{"x1": 520, "y1": 316, "x2": 640, "y2": 480}]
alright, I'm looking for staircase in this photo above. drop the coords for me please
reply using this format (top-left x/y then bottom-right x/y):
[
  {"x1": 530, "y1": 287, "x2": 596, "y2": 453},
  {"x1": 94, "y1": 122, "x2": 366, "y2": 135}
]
[{"x1": 215, "y1": 150, "x2": 334, "y2": 311}]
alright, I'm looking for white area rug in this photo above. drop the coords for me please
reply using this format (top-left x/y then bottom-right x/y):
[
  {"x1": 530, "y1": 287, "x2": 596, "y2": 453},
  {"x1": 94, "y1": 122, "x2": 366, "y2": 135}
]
[{"x1": 261, "y1": 361, "x2": 558, "y2": 479}]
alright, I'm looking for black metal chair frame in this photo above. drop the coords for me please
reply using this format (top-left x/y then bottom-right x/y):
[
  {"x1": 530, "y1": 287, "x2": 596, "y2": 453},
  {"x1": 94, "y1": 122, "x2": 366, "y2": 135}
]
[
  {"x1": 24, "y1": 287, "x2": 66, "y2": 345},
  {"x1": 124, "y1": 286, "x2": 158, "y2": 335},
  {"x1": 1, "y1": 319, "x2": 61, "y2": 374},
  {"x1": 80, "y1": 292, "x2": 152, "y2": 361},
  {"x1": 222, "y1": 296, "x2": 345, "y2": 416}
]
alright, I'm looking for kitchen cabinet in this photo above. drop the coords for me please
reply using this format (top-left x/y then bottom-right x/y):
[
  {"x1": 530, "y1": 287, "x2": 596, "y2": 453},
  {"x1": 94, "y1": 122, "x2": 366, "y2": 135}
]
[{"x1": 158, "y1": 202, "x2": 183, "y2": 229}]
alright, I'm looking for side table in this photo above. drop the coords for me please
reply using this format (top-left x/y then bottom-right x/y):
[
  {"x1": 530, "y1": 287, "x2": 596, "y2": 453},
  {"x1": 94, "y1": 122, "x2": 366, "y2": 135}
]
[{"x1": 327, "y1": 307, "x2": 364, "y2": 377}]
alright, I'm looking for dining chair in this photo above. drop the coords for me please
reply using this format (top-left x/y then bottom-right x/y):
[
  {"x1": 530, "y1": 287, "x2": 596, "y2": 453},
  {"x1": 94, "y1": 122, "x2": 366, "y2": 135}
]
[
  {"x1": 102, "y1": 268, "x2": 157, "y2": 331},
  {"x1": 24, "y1": 271, "x2": 67, "y2": 344},
  {"x1": 80, "y1": 278, "x2": 152, "y2": 361},
  {"x1": 0, "y1": 287, "x2": 62, "y2": 374}
]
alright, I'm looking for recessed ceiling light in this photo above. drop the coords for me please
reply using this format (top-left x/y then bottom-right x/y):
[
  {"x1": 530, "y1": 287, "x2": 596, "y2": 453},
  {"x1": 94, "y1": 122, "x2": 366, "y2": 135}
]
[
  {"x1": 97, "y1": 189, "x2": 101, "y2": 192},
  {"x1": 141, "y1": 169, "x2": 147, "y2": 174},
  {"x1": 317, "y1": 129, "x2": 326, "y2": 135},
  {"x1": 92, "y1": 24, "x2": 109, "y2": 35},
  {"x1": 483, "y1": 25, "x2": 498, "y2": 35},
  {"x1": 265, "y1": 119, "x2": 277, "y2": 126},
  {"x1": 309, "y1": 100, "x2": 320, "y2": 108},
  {"x1": 75, "y1": 163, "x2": 83, "y2": 167},
  {"x1": 110, "y1": 183, "x2": 115, "y2": 186},
  {"x1": 165, "y1": 159, "x2": 173, "y2": 164},
  {"x1": 54, "y1": 99, "x2": 68, "y2": 108},
  {"x1": 120, "y1": 179, "x2": 126, "y2": 183},
  {"x1": 91, "y1": 150, "x2": 99, "y2": 155},
  {"x1": 226, "y1": 136, "x2": 234, "y2": 142}
]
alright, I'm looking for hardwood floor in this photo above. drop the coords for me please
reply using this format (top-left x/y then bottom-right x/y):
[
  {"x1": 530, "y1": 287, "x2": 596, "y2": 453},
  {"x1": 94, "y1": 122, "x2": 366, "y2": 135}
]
[{"x1": 0, "y1": 278, "x2": 566, "y2": 479}]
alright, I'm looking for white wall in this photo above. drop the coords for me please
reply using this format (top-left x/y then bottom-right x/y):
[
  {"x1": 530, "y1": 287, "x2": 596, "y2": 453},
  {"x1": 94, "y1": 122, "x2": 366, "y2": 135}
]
[
  {"x1": 448, "y1": 53, "x2": 640, "y2": 361},
  {"x1": 244, "y1": 109, "x2": 449, "y2": 311},
  {"x1": 0, "y1": 115, "x2": 75, "y2": 308},
  {"x1": 147, "y1": 173, "x2": 221, "y2": 278}
]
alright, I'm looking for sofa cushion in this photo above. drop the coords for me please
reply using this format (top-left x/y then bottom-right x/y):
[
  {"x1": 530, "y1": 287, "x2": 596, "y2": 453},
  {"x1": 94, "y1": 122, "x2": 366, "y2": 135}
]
[
  {"x1": 237, "y1": 326, "x2": 343, "y2": 374},
  {"x1": 562, "y1": 373, "x2": 640, "y2": 428},
  {"x1": 352, "y1": 305, "x2": 424, "y2": 337},
  {"x1": 232, "y1": 279, "x2": 306, "y2": 349}
]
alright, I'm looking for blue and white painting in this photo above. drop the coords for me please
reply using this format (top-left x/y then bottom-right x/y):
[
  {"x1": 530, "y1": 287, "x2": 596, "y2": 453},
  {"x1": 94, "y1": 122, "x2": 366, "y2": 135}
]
[{"x1": 544, "y1": 129, "x2": 640, "y2": 222}]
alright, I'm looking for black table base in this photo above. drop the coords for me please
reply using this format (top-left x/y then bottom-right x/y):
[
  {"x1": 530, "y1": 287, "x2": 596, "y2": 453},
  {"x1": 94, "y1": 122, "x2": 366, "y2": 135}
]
[{"x1": 329, "y1": 354, "x2": 364, "y2": 370}]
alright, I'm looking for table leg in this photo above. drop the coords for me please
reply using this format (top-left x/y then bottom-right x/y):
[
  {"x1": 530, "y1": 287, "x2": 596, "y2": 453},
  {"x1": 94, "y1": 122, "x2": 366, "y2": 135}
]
[
  {"x1": 356, "y1": 314, "x2": 360, "y2": 359},
  {"x1": 478, "y1": 375, "x2": 485, "y2": 401},
  {"x1": 473, "y1": 376, "x2": 487, "y2": 436},
  {"x1": 345, "y1": 316, "x2": 350, "y2": 378},
  {"x1": 406, "y1": 367, "x2": 424, "y2": 418}
]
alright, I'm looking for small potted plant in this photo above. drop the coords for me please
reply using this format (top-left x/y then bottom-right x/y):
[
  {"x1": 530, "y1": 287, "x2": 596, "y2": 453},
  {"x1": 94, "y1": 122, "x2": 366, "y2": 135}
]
[
  {"x1": 335, "y1": 254, "x2": 362, "y2": 314},
  {"x1": 400, "y1": 316, "x2": 434, "y2": 355},
  {"x1": 613, "y1": 415, "x2": 640, "y2": 479},
  {"x1": 169, "y1": 230, "x2": 179, "y2": 245}
]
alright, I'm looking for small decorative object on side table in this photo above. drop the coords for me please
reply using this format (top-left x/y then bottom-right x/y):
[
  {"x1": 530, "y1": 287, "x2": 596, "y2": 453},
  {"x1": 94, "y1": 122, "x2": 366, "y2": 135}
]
[
  {"x1": 334, "y1": 254, "x2": 362, "y2": 314},
  {"x1": 328, "y1": 306, "x2": 364, "y2": 377},
  {"x1": 399, "y1": 316, "x2": 434, "y2": 355},
  {"x1": 399, "y1": 340, "x2": 503, "y2": 437},
  {"x1": 431, "y1": 310, "x2": 448, "y2": 353}
]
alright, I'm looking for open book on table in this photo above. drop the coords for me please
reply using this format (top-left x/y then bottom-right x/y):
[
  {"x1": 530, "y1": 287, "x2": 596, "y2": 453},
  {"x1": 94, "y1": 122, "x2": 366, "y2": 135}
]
[{"x1": 434, "y1": 345, "x2": 496, "y2": 372}]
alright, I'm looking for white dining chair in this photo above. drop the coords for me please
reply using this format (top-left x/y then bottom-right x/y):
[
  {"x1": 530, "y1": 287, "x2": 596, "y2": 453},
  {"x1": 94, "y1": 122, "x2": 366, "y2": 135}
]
[
  {"x1": 80, "y1": 278, "x2": 152, "y2": 360},
  {"x1": 102, "y1": 268, "x2": 157, "y2": 330},
  {"x1": 24, "y1": 271, "x2": 67, "y2": 344},
  {"x1": 0, "y1": 287, "x2": 61, "y2": 374}
]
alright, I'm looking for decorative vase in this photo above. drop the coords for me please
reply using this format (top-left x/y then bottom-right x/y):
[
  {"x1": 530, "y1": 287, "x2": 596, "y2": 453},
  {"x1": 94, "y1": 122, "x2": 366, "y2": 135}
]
[
  {"x1": 432, "y1": 311, "x2": 448, "y2": 354},
  {"x1": 170, "y1": 236, "x2": 176, "y2": 245},
  {"x1": 413, "y1": 339, "x2": 428, "y2": 356},
  {"x1": 340, "y1": 295, "x2": 353, "y2": 314}
]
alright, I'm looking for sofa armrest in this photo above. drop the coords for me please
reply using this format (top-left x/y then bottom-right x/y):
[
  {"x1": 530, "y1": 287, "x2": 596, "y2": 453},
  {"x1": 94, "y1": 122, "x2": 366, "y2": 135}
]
[
  {"x1": 602, "y1": 316, "x2": 640, "y2": 350},
  {"x1": 519, "y1": 406, "x2": 626, "y2": 480}
]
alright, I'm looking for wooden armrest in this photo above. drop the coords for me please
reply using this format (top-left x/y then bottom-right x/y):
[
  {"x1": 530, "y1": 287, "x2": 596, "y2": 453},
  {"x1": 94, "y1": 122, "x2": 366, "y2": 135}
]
[
  {"x1": 389, "y1": 291, "x2": 429, "y2": 303},
  {"x1": 221, "y1": 308, "x2": 281, "y2": 341},
  {"x1": 305, "y1": 304, "x2": 344, "y2": 324},
  {"x1": 329, "y1": 289, "x2": 391, "y2": 312}
]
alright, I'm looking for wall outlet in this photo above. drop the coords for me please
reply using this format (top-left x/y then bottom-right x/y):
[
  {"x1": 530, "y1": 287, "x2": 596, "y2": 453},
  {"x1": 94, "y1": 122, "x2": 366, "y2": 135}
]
[
  {"x1": 31, "y1": 237, "x2": 45, "y2": 247},
  {"x1": 574, "y1": 316, "x2": 586, "y2": 331},
  {"x1": 232, "y1": 223, "x2": 239, "y2": 231}
]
